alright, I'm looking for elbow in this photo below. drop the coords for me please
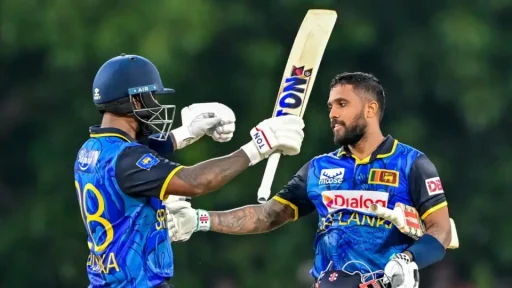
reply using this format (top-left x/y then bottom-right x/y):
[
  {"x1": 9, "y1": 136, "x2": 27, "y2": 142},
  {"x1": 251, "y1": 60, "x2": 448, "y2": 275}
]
[{"x1": 187, "y1": 185, "x2": 208, "y2": 197}]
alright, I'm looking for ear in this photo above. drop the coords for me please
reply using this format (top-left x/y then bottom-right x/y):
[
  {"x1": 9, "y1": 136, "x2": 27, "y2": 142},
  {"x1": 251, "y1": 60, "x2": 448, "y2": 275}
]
[{"x1": 366, "y1": 100, "x2": 379, "y2": 119}]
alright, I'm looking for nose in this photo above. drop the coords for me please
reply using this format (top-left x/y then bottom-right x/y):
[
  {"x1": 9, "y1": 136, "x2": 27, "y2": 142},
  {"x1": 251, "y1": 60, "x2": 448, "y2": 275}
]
[{"x1": 329, "y1": 106, "x2": 339, "y2": 120}]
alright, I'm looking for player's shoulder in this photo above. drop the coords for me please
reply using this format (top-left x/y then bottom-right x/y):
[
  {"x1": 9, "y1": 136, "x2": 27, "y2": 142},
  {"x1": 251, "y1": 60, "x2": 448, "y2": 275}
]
[
  {"x1": 394, "y1": 140, "x2": 440, "y2": 174},
  {"x1": 116, "y1": 142, "x2": 159, "y2": 167},
  {"x1": 394, "y1": 139, "x2": 426, "y2": 159},
  {"x1": 311, "y1": 149, "x2": 341, "y2": 161},
  {"x1": 305, "y1": 149, "x2": 342, "y2": 169}
]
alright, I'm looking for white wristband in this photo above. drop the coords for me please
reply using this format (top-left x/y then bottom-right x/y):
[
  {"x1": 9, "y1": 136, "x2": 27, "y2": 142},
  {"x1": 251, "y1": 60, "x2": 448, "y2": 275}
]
[
  {"x1": 171, "y1": 126, "x2": 197, "y2": 150},
  {"x1": 196, "y1": 209, "x2": 211, "y2": 231},
  {"x1": 241, "y1": 142, "x2": 262, "y2": 166}
]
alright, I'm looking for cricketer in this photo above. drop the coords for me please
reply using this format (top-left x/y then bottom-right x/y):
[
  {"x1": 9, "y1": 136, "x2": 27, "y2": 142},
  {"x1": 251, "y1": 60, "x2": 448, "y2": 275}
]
[
  {"x1": 73, "y1": 53, "x2": 305, "y2": 287},
  {"x1": 166, "y1": 72, "x2": 453, "y2": 288}
]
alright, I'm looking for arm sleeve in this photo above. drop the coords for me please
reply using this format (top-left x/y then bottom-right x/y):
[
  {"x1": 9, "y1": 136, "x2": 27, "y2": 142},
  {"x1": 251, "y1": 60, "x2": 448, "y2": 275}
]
[
  {"x1": 115, "y1": 145, "x2": 183, "y2": 200},
  {"x1": 273, "y1": 161, "x2": 315, "y2": 220},
  {"x1": 408, "y1": 154, "x2": 448, "y2": 220}
]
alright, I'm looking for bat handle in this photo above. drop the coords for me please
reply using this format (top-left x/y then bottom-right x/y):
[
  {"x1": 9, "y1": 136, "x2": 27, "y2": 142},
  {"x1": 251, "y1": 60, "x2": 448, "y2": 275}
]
[
  {"x1": 257, "y1": 153, "x2": 282, "y2": 203},
  {"x1": 368, "y1": 204, "x2": 404, "y2": 227}
]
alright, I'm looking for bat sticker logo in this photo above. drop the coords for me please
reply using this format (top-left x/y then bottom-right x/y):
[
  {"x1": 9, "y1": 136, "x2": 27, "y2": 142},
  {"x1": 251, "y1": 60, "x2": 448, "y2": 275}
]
[{"x1": 274, "y1": 66, "x2": 313, "y2": 117}]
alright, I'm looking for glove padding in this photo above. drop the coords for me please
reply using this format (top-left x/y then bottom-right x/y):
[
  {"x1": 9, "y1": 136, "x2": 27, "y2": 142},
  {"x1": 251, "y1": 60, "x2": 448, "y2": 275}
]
[
  {"x1": 163, "y1": 196, "x2": 197, "y2": 242},
  {"x1": 171, "y1": 102, "x2": 236, "y2": 149},
  {"x1": 163, "y1": 196, "x2": 210, "y2": 242},
  {"x1": 241, "y1": 115, "x2": 305, "y2": 165},
  {"x1": 383, "y1": 253, "x2": 420, "y2": 288}
]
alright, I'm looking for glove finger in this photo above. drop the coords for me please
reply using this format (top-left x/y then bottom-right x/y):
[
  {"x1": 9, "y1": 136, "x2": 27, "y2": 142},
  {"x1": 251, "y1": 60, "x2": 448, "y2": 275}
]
[
  {"x1": 215, "y1": 122, "x2": 236, "y2": 134},
  {"x1": 215, "y1": 104, "x2": 236, "y2": 121},
  {"x1": 274, "y1": 140, "x2": 301, "y2": 155},
  {"x1": 275, "y1": 115, "x2": 305, "y2": 128},
  {"x1": 277, "y1": 136, "x2": 303, "y2": 149},
  {"x1": 199, "y1": 116, "x2": 223, "y2": 128},
  {"x1": 274, "y1": 131, "x2": 305, "y2": 145},
  {"x1": 212, "y1": 131, "x2": 230, "y2": 141},
  {"x1": 274, "y1": 128, "x2": 304, "y2": 140},
  {"x1": 165, "y1": 202, "x2": 192, "y2": 214},
  {"x1": 213, "y1": 132, "x2": 233, "y2": 142},
  {"x1": 271, "y1": 120, "x2": 305, "y2": 135}
]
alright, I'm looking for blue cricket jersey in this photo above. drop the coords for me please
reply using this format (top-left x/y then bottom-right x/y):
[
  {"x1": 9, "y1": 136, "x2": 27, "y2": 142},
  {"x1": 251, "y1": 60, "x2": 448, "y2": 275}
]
[
  {"x1": 74, "y1": 126, "x2": 183, "y2": 288},
  {"x1": 274, "y1": 135, "x2": 447, "y2": 279}
]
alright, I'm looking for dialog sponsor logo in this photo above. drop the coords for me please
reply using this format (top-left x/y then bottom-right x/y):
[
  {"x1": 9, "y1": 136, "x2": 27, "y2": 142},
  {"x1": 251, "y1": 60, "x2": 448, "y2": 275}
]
[{"x1": 322, "y1": 190, "x2": 389, "y2": 213}]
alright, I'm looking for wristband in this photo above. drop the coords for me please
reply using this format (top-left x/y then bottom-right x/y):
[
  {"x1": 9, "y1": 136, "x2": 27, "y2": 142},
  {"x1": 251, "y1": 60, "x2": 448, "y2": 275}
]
[
  {"x1": 406, "y1": 234, "x2": 445, "y2": 269},
  {"x1": 196, "y1": 209, "x2": 211, "y2": 231},
  {"x1": 241, "y1": 142, "x2": 262, "y2": 166},
  {"x1": 171, "y1": 126, "x2": 197, "y2": 150}
]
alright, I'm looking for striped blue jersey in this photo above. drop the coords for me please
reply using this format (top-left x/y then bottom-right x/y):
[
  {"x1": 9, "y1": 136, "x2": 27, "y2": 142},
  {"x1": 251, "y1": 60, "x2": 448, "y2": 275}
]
[
  {"x1": 274, "y1": 135, "x2": 447, "y2": 279},
  {"x1": 74, "y1": 126, "x2": 182, "y2": 288}
]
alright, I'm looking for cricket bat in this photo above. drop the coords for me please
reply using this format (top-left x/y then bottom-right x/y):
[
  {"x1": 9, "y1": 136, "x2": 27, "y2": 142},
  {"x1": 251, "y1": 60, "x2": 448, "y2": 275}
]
[
  {"x1": 256, "y1": 9, "x2": 338, "y2": 203},
  {"x1": 368, "y1": 203, "x2": 459, "y2": 249}
]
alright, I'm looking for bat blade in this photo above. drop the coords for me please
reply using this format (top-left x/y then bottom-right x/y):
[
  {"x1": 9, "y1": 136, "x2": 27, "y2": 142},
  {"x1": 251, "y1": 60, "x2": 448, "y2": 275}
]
[{"x1": 257, "y1": 9, "x2": 337, "y2": 203}]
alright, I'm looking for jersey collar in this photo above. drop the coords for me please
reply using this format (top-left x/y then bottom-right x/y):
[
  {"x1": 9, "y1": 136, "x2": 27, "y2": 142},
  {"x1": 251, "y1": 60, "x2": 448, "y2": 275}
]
[
  {"x1": 336, "y1": 135, "x2": 398, "y2": 164},
  {"x1": 89, "y1": 125, "x2": 136, "y2": 143}
]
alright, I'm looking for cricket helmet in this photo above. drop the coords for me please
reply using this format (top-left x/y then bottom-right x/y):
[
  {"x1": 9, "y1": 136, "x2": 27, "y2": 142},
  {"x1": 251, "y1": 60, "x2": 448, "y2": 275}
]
[{"x1": 92, "y1": 53, "x2": 176, "y2": 136}]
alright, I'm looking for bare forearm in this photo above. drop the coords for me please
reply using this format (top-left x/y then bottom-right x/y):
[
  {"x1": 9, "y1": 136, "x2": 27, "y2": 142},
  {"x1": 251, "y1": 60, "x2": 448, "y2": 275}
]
[
  {"x1": 176, "y1": 149, "x2": 250, "y2": 196},
  {"x1": 210, "y1": 200, "x2": 294, "y2": 235}
]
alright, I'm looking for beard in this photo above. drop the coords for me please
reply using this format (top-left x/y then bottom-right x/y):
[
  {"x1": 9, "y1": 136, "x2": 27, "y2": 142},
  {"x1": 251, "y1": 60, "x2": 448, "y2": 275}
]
[
  {"x1": 135, "y1": 120, "x2": 153, "y2": 143},
  {"x1": 332, "y1": 111, "x2": 367, "y2": 147}
]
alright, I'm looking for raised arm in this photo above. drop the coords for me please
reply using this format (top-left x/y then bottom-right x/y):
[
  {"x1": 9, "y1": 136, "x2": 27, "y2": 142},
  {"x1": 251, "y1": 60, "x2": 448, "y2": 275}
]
[
  {"x1": 168, "y1": 149, "x2": 250, "y2": 197},
  {"x1": 163, "y1": 115, "x2": 305, "y2": 199}
]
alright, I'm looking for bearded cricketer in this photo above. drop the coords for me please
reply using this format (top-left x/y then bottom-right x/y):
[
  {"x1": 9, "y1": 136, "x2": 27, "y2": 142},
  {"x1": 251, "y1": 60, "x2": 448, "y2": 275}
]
[{"x1": 166, "y1": 72, "x2": 453, "y2": 288}]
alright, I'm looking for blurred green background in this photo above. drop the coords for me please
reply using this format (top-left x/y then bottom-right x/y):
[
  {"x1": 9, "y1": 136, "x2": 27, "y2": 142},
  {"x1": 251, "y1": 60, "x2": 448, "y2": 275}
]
[{"x1": 1, "y1": 0, "x2": 510, "y2": 287}]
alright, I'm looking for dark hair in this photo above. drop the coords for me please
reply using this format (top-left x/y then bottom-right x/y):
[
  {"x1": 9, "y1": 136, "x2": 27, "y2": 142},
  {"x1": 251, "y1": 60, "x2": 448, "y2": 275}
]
[{"x1": 330, "y1": 72, "x2": 386, "y2": 121}]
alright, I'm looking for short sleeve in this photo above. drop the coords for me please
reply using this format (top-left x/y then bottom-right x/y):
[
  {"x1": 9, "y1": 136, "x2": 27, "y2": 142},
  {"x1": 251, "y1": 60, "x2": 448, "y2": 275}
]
[
  {"x1": 408, "y1": 154, "x2": 447, "y2": 220},
  {"x1": 273, "y1": 161, "x2": 315, "y2": 220},
  {"x1": 115, "y1": 145, "x2": 183, "y2": 200}
]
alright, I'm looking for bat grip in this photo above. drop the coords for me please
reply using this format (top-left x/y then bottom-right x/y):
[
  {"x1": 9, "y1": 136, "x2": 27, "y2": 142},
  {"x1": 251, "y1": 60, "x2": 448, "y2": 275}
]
[{"x1": 257, "y1": 153, "x2": 281, "y2": 203}]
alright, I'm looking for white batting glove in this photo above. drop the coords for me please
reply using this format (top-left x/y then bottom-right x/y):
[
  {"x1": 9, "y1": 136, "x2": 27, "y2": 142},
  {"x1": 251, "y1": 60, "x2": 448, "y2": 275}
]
[
  {"x1": 241, "y1": 115, "x2": 305, "y2": 165},
  {"x1": 383, "y1": 253, "x2": 420, "y2": 288},
  {"x1": 163, "y1": 196, "x2": 210, "y2": 242},
  {"x1": 171, "y1": 103, "x2": 236, "y2": 149}
]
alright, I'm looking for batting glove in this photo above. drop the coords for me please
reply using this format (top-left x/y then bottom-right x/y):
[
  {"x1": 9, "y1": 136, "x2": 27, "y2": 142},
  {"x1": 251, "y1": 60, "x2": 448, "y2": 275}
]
[
  {"x1": 163, "y1": 196, "x2": 210, "y2": 242},
  {"x1": 171, "y1": 102, "x2": 236, "y2": 149},
  {"x1": 241, "y1": 115, "x2": 305, "y2": 165},
  {"x1": 383, "y1": 253, "x2": 420, "y2": 288}
]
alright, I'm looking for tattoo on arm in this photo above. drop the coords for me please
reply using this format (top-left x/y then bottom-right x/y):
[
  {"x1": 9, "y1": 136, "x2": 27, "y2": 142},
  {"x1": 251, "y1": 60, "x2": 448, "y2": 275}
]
[
  {"x1": 174, "y1": 149, "x2": 250, "y2": 196},
  {"x1": 209, "y1": 199, "x2": 295, "y2": 234}
]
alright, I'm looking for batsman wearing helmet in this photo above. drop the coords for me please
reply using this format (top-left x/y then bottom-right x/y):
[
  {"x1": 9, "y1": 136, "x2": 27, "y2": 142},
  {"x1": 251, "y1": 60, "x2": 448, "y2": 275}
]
[
  {"x1": 74, "y1": 54, "x2": 306, "y2": 288},
  {"x1": 166, "y1": 72, "x2": 455, "y2": 288}
]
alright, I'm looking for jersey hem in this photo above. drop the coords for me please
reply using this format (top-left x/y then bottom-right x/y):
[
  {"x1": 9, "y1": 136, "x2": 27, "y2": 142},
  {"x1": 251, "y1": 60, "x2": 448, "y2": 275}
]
[
  {"x1": 421, "y1": 201, "x2": 447, "y2": 220},
  {"x1": 160, "y1": 166, "x2": 185, "y2": 200}
]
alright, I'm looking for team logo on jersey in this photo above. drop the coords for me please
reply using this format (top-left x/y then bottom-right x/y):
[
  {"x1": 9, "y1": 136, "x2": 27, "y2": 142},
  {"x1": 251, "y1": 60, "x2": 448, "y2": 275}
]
[
  {"x1": 329, "y1": 272, "x2": 338, "y2": 282},
  {"x1": 319, "y1": 168, "x2": 345, "y2": 185},
  {"x1": 321, "y1": 190, "x2": 389, "y2": 213},
  {"x1": 368, "y1": 169, "x2": 399, "y2": 187},
  {"x1": 136, "y1": 153, "x2": 159, "y2": 170},
  {"x1": 77, "y1": 148, "x2": 100, "y2": 172},
  {"x1": 425, "y1": 177, "x2": 444, "y2": 195}
]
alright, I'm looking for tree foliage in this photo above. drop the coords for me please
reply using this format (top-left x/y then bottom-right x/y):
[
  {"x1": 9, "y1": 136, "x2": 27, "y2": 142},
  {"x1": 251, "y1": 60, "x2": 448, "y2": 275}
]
[{"x1": 1, "y1": 0, "x2": 510, "y2": 287}]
